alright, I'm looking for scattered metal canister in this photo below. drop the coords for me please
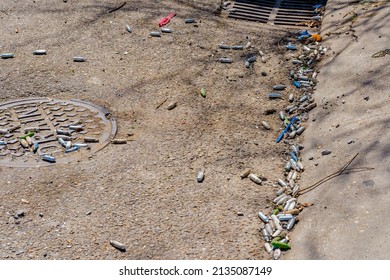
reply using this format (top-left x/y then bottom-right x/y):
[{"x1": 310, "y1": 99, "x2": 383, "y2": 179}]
[
  {"x1": 65, "y1": 146, "x2": 79, "y2": 153},
  {"x1": 273, "y1": 193, "x2": 286, "y2": 203},
  {"x1": 296, "y1": 126, "x2": 305, "y2": 135},
  {"x1": 287, "y1": 217, "x2": 296, "y2": 230},
  {"x1": 110, "y1": 240, "x2": 126, "y2": 251},
  {"x1": 56, "y1": 129, "x2": 71, "y2": 136},
  {"x1": 288, "y1": 201, "x2": 296, "y2": 211},
  {"x1": 284, "y1": 161, "x2": 291, "y2": 172},
  {"x1": 161, "y1": 28, "x2": 172, "y2": 33},
  {"x1": 32, "y1": 142, "x2": 39, "y2": 153},
  {"x1": 277, "y1": 179, "x2": 288, "y2": 188},
  {"x1": 218, "y1": 44, "x2": 230, "y2": 49},
  {"x1": 277, "y1": 214, "x2": 293, "y2": 221},
  {"x1": 58, "y1": 138, "x2": 67, "y2": 148},
  {"x1": 84, "y1": 137, "x2": 99, "y2": 143},
  {"x1": 279, "y1": 111, "x2": 285, "y2": 121},
  {"x1": 149, "y1": 31, "x2": 161, "y2": 37},
  {"x1": 261, "y1": 121, "x2": 270, "y2": 130},
  {"x1": 273, "y1": 85, "x2": 286, "y2": 90},
  {"x1": 292, "y1": 185, "x2": 299, "y2": 196},
  {"x1": 69, "y1": 125, "x2": 83, "y2": 131},
  {"x1": 57, "y1": 135, "x2": 72, "y2": 141},
  {"x1": 270, "y1": 215, "x2": 283, "y2": 231},
  {"x1": 272, "y1": 229, "x2": 282, "y2": 237},
  {"x1": 268, "y1": 93, "x2": 282, "y2": 99},
  {"x1": 167, "y1": 102, "x2": 177, "y2": 110},
  {"x1": 1, "y1": 53, "x2": 15, "y2": 59},
  {"x1": 276, "y1": 187, "x2": 285, "y2": 196},
  {"x1": 197, "y1": 171, "x2": 205, "y2": 183},
  {"x1": 273, "y1": 248, "x2": 281, "y2": 260},
  {"x1": 291, "y1": 145, "x2": 299, "y2": 156},
  {"x1": 264, "y1": 242, "x2": 273, "y2": 254},
  {"x1": 265, "y1": 223, "x2": 273, "y2": 235},
  {"x1": 292, "y1": 171, "x2": 298, "y2": 181},
  {"x1": 262, "y1": 228, "x2": 271, "y2": 242},
  {"x1": 289, "y1": 159, "x2": 300, "y2": 171},
  {"x1": 231, "y1": 45, "x2": 243, "y2": 50},
  {"x1": 287, "y1": 170, "x2": 293, "y2": 181},
  {"x1": 289, "y1": 130, "x2": 297, "y2": 139},
  {"x1": 33, "y1": 50, "x2": 47, "y2": 55},
  {"x1": 42, "y1": 155, "x2": 56, "y2": 163},
  {"x1": 258, "y1": 211, "x2": 269, "y2": 223},
  {"x1": 285, "y1": 44, "x2": 297, "y2": 50},
  {"x1": 305, "y1": 103, "x2": 317, "y2": 112},
  {"x1": 74, "y1": 143, "x2": 88, "y2": 148},
  {"x1": 73, "y1": 56, "x2": 86, "y2": 62},
  {"x1": 219, "y1": 58, "x2": 232, "y2": 63},
  {"x1": 276, "y1": 196, "x2": 288, "y2": 206},
  {"x1": 246, "y1": 56, "x2": 256, "y2": 63},
  {"x1": 248, "y1": 173, "x2": 262, "y2": 185},
  {"x1": 290, "y1": 152, "x2": 298, "y2": 162},
  {"x1": 296, "y1": 161, "x2": 304, "y2": 170},
  {"x1": 184, "y1": 18, "x2": 196, "y2": 23},
  {"x1": 284, "y1": 201, "x2": 292, "y2": 211}
]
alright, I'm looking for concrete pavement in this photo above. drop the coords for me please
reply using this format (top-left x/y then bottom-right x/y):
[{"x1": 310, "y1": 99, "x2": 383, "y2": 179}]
[{"x1": 285, "y1": 0, "x2": 390, "y2": 259}]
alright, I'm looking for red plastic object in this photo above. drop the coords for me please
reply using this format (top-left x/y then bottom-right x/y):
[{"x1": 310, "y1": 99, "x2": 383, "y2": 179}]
[{"x1": 159, "y1": 12, "x2": 176, "y2": 27}]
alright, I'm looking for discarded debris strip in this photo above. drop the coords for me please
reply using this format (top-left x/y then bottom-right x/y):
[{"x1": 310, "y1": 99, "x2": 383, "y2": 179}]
[{"x1": 230, "y1": 4, "x2": 327, "y2": 258}]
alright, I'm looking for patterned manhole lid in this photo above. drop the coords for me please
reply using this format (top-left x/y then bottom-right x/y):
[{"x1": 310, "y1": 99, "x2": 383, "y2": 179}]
[
  {"x1": 0, "y1": 98, "x2": 116, "y2": 167},
  {"x1": 224, "y1": 0, "x2": 326, "y2": 27}
]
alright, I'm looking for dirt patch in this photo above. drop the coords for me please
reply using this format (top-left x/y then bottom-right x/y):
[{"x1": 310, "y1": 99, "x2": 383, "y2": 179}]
[{"x1": 0, "y1": 0, "x2": 315, "y2": 259}]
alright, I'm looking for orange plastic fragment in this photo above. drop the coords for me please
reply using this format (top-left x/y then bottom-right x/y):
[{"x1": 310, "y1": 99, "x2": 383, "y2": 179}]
[{"x1": 312, "y1": 33, "x2": 322, "y2": 42}]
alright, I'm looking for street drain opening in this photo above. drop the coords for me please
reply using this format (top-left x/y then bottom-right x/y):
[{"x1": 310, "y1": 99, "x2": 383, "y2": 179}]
[
  {"x1": 0, "y1": 98, "x2": 116, "y2": 167},
  {"x1": 223, "y1": 0, "x2": 327, "y2": 27}
]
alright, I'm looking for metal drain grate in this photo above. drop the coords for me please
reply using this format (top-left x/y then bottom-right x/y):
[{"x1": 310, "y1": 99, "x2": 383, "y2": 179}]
[
  {"x1": 227, "y1": 0, "x2": 325, "y2": 27},
  {"x1": 0, "y1": 98, "x2": 116, "y2": 167}
]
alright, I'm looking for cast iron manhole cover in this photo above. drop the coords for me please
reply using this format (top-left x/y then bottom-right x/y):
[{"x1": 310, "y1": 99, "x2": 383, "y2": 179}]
[
  {"x1": 225, "y1": 0, "x2": 326, "y2": 27},
  {"x1": 0, "y1": 98, "x2": 116, "y2": 167}
]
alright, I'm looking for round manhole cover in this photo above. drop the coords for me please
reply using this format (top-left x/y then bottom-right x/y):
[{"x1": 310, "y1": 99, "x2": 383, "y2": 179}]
[{"x1": 0, "y1": 98, "x2": 116, "y2": 167}]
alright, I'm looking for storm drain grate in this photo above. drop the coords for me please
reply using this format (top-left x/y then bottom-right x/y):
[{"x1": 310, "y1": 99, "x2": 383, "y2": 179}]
[
  {"x1": 226, "y1": 0, "x2": 326, "y2": 27},
  {"x1": 0, "y1": 98, "x2": 116, "y2": 167}
]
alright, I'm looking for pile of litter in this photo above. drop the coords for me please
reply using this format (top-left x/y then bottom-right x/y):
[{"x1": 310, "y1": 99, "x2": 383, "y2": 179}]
[{"x1": 253, "y1": 29, "x2": 328, "y2": 259}]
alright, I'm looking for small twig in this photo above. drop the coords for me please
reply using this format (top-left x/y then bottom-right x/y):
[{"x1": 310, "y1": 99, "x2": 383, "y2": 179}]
[
  {"x1": 155, "y1": 97, "x2": 168, "y2": 110},
  {"x1": 296, "y1": 153, "x2": 374, "y2": 196},
  {"x1": 108, "y1": 1, "x2": 126, "y2": 13}
]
